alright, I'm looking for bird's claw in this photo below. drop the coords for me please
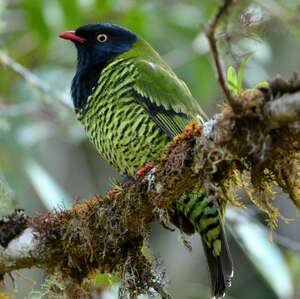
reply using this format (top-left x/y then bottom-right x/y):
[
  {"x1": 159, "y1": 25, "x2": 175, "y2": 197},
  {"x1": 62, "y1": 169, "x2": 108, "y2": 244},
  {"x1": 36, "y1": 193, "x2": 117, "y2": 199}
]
[{"x1": 136, "y1": 163, "x2": 154, "y2": 176}]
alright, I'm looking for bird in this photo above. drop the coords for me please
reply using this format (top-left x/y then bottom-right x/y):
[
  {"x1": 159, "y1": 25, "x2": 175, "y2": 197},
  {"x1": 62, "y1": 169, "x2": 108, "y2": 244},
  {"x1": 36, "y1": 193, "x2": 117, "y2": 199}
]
[{"x1": 59, "y1": 23, "x2": 233, "y2": 298}]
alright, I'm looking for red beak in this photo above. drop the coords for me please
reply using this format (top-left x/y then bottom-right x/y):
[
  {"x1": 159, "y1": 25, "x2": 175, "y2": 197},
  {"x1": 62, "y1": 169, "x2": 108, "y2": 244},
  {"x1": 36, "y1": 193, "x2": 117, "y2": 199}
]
[{"x1": 59, "y1": 31, "x2": 86, "y2": 44}]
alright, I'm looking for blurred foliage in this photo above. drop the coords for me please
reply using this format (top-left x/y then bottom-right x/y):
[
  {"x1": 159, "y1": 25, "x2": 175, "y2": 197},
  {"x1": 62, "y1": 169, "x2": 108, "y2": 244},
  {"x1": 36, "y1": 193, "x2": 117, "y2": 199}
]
[
  {"x1": 1, "y1": 0, "x2": 300, "y2": 299},
  {"x1": 0, "y1": 176, "x2": 14, "y2": 217},
  {"x1": 227, "y1": 209, "x2": 293, "y2": 299}
]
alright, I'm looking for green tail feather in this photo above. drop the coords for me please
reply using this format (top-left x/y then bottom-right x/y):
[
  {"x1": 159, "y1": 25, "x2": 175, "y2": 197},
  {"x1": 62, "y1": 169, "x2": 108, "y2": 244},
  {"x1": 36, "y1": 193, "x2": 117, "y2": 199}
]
[{"x1": 176, "y1": 189, "x2": 233, "y2": 298}]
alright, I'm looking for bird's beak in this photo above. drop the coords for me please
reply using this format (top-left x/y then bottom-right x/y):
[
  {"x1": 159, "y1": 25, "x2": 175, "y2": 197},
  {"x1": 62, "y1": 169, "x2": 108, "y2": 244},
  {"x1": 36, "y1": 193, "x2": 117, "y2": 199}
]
[{"x1": 59, "y1": 31, "x2": 86, "y2": 44}]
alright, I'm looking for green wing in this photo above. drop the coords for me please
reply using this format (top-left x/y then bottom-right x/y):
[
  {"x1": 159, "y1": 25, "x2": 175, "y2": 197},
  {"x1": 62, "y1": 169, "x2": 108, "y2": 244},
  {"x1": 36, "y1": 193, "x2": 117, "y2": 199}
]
[{"x1": 132, "y1": 59, "x2": 207, "y2": 138}]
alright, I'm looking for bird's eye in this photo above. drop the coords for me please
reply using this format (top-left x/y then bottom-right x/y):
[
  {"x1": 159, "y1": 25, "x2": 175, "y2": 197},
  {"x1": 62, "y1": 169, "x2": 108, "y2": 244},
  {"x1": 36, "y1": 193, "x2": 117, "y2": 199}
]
[{"x1": 97, "y1": 34, "x2": 108, "y2": 43}]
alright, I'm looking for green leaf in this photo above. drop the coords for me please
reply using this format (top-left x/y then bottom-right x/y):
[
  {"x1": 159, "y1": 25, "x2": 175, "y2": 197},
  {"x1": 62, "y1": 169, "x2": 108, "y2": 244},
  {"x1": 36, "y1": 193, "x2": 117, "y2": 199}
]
[
  {"x1": 256, "y1": 81, "x2": 270, "y2": 89},
  {"x1": 237, "y1": 52, "x2": 253, "y2": 94},
  {"x1": 24, "y1": 159, "x2": 73, "y2": 210},
  {"x1": 227, "y1": 66, "x2": 238, "y2": 94},
  {"x1": 227, "y1": 209, "x2": 294, "y2": 299}
]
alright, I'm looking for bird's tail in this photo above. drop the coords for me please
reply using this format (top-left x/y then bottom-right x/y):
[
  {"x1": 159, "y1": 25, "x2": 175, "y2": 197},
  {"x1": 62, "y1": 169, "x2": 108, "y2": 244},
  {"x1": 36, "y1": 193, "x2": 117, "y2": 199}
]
[
  {"x1": 201, "y1": 224, "x2": 233, "y2": 298},
  {"x1": 176, "y1": 189, "x2": 233, "y2": 299}
]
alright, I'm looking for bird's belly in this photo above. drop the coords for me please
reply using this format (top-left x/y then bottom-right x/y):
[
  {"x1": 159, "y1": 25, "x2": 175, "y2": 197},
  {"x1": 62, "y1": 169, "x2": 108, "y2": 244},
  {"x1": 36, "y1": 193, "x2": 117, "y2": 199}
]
[{"x1": 81, "y1": 96, "x2": 170, "y2": 175}]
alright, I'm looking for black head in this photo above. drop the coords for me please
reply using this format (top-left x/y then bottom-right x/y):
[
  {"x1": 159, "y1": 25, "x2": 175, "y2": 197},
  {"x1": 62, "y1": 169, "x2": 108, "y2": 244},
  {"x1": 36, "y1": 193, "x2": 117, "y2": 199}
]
[{"x1": 59, "y1": 23, "x2": 137, "y2": 113}]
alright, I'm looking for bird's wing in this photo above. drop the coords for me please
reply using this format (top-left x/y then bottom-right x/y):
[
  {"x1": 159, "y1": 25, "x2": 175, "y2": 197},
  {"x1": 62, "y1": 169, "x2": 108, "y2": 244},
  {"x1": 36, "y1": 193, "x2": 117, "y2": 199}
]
[{"x1": 132, "y1": 59, "x2": 207, "y2": 138}]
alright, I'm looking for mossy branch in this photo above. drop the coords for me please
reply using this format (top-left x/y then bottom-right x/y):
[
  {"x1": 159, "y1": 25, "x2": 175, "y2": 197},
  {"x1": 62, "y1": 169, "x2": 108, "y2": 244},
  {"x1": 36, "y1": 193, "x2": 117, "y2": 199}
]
[{"x1": 1, "y1": 76, "x2": 300, "y2": 297}]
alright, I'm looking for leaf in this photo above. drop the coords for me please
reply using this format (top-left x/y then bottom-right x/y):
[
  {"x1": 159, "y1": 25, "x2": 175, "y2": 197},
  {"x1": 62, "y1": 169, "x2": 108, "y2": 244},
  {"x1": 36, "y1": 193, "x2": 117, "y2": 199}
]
[
  {"x1": 256, "y1": 81, "x2": 270, "y2": 89},
  {"x1": 227, "y1": 66, "x2": 238, "y2": 94},
  {"x1": 24, "y1": 159, "x2": 73, "y2": 210},
  {"x1": 237, "y1": 52, "x2": 252, "y2": 94},
  {"x1": 227, "y1": 209, "x2": 294, "y2": 299}
]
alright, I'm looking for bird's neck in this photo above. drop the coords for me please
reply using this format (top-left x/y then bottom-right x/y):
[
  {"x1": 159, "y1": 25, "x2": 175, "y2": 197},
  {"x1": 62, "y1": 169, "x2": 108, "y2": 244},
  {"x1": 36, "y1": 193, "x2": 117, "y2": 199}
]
[
  {"x1": 71, "y1": 50, "x2": 110, "y2": 114},
  {"x1": 71, "y1": 65, "x2": 102, "y2": 114}
]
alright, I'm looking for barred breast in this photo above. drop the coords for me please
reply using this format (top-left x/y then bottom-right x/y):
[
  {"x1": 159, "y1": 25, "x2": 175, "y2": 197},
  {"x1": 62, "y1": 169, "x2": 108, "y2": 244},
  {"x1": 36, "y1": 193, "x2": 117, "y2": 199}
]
[{"x1": 79, "y1": 58, "x2": 169, "y2": 175}]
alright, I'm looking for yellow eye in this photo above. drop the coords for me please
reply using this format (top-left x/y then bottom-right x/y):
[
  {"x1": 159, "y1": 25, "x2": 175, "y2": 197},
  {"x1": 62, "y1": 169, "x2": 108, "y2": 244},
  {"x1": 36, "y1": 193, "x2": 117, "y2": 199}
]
[{"x1": 97, "y1": 34, "x2": 108, "y2": 43}]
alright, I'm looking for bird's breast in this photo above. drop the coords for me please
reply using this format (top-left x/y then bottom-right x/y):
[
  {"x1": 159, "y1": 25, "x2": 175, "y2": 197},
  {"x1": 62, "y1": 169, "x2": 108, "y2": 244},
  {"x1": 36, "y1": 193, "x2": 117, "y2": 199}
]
[{"x1": 78, "y1": 58, "x2": 169, "y2": 175}]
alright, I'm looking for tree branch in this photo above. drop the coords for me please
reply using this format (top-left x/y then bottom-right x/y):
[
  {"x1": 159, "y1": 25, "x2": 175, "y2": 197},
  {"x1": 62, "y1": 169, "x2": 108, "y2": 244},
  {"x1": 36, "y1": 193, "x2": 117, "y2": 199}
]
[
  {"x1": 0, "y1": 51, "x2": 70, "y2": 109},
  {"x1": 265, "y1": 91, "x2": 300, "y2": 128},
  {"x1": 0, "y1": 228, "x2": 40, "y2": 273},
  {"x1": 206, "y1": 0, "x2": 238, "y2": 110},
  {"x1": 1, "y1": 78, "x2": 300, "y2": 297}
]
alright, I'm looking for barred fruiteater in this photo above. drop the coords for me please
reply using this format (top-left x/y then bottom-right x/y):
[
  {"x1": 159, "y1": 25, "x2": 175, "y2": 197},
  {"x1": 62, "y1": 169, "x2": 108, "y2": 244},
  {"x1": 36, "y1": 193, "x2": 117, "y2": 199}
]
[{"x1": 59, "y1": 23, "x2": 233, "y2": 298}]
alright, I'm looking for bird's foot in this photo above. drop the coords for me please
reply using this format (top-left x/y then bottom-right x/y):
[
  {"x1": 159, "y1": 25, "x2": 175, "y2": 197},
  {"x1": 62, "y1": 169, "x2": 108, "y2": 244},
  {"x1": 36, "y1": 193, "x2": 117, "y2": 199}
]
[{"x1": 136, "y1": 163, "x2": 154, "y2": 176}]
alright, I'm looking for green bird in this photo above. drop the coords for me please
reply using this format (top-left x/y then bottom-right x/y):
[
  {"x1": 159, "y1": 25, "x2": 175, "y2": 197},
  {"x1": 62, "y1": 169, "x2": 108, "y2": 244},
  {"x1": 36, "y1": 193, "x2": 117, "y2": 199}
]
[{"x1": 59, "y1": 23, "x2": 233, "y2": 298}]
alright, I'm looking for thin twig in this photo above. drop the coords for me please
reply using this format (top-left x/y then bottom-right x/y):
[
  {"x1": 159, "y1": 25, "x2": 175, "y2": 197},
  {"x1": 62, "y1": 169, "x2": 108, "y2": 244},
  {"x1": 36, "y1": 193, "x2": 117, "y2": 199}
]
[
  {"x1": 0, "y1": 101, "x2": 46, "y2": 117},
  {"x1": 0, "y1": 51, "x2": 71, "y2": 109},
  {"x1": 206, "y1": 0, "x2": 238, "y2": 110}
]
